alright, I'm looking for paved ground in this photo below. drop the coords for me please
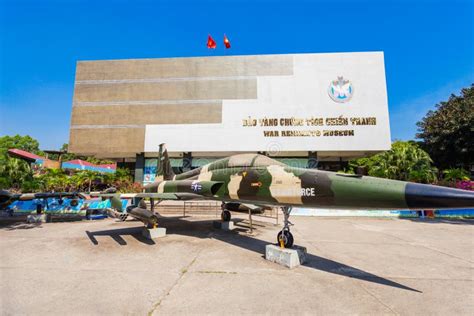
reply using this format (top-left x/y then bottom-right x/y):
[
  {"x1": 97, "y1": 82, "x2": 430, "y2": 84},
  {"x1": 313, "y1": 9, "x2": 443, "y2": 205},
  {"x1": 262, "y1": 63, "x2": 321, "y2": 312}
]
[{"x1": 1, "y1": 214, "x2": 473, "y2": 315}]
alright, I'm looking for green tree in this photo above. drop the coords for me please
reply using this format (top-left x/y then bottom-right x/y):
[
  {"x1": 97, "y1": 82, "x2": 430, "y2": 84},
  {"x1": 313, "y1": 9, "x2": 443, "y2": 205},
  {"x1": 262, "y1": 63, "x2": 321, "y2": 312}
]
[
  {"x1": 0, "y1": 157, "x2": 34, "y2": 190},
  {"x1": 77, "y1": 170, "x2": 102, "y2": 192},
  {"x1": 112, "y1": 168, "x2": 132, "y2": 182},
  {"x1": 58, "y1": 143, "x2": 79, "y2": 162},
  {"x1": 443, "y1": 168, "x2": 470, "y2": 181},
  {"x1": 416, "y1": 85, "x2": 473, "y2": 169},
  {"x1": 58, "y1": 143, "x2": 113, "y2": 164},
  {"x1": 0, "y1": 135, "x2": 43, "y2": 191},
  {"x1": 38, "y1": 169, "x2": 69, "y2": 191},
  {"x1": 0, "y1": 134, "x2": 43, "y2": 157},
  {"x1": 349, "y1": 141, "x2": 438, "y2": 183},
  {"x1": 0, "y1": 135, "x2": 122, "y2": 192},
  {"x1": 70, "y1": 172, "x2": 86, "y2": 191},
  {"x1": 0, "y1": 177, "x2": 11, "y2": 189},
  {"x1": 21, "y1": 179, "x2": 42, "y2": 192}
]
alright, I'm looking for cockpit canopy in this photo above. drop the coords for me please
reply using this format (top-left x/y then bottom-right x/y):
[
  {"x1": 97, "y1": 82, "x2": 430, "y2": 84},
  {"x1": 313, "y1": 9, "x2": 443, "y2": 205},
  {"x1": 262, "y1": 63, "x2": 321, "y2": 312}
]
[
  {"x1": 208, "y1": 153, "x2": 285, "y2": 170},
  {"x1": 173, "y1": 154, "x2": 287, "y2": 180}
]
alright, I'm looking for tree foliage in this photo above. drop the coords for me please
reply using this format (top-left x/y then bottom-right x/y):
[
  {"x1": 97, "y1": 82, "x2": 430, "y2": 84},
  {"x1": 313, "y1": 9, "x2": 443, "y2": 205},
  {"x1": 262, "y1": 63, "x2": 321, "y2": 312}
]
[
  {"x1": 0, "y1": 134, "x2": 43, "y2": 157},
  {"x1": 442, "y1": 168, "x2": 470, "y2": 182},
  {"x1": 348, "y1": 141, "x2": 438, "y2": 183},
  {"x1": 0, "y1": 135, "x2": 130, "y2": 192},
  {"x1": 0, "y1": 157, "x2": 34, "y2": 190},
  {"x1": 49, "y1": 143, "x2": 113, "y2": 164},
  {"x1": 0, "y1": 135, "x2": 40, "y2": 190},
  {"x1": 32, "y1": 168, "x2": 139, "y2": 193},
  {"x1": 416, "y1": 84, "x2": 474, "y2": 169}
]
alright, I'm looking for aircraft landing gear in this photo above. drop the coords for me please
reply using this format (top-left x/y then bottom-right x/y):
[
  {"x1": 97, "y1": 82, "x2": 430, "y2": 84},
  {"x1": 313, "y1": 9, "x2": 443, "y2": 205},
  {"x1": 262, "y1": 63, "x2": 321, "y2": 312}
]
[
  {"x1": 221, "y1": 210, "x2": 231, "y2": 222},
  {"x1": 220, "y1": 202, "x2": 232, "y2": 221},
  {"x1": 277, "y1": 206, "x2": 294, "y2": 248}
]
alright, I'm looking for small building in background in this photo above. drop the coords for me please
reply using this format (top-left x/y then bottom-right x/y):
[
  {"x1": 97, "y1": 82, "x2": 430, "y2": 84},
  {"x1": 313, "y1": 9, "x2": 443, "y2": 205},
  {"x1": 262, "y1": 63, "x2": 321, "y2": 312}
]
[
  {"x1": 61, "y1": 159, "x2": 116, "y2": 173},
  {"x1": 7, "y1": 148, "x2": 116, "y2": 174},
  {"x1": 7, "y1": 148, "x2": 60, "y2": 170}
]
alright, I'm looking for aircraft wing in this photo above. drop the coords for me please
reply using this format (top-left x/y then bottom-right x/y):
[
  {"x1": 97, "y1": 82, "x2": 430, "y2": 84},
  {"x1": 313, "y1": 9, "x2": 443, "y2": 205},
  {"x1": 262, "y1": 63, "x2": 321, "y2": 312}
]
[
  {"x1": 241, "y1": 203, "x2": 271, "y2": 211},
  {"x1": 93, "y1": 192, "x2": 204, "y2": 201},
  {"x1": 93, "y1": 180, "x2": 224, "y2": 201}
]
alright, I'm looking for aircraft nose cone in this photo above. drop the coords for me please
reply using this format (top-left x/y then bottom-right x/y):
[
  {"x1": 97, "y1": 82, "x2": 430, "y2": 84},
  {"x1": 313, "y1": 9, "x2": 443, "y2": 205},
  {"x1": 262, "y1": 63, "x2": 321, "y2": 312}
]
[{"x1": 405, "y1": 183, "x2": 474, "y2": 209}]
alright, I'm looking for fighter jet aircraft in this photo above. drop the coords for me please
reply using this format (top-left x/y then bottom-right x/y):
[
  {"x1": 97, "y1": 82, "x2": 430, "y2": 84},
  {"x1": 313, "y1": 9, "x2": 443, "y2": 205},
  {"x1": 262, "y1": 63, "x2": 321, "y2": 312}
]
[{"x1": 97, "y1": 144, "x2": 474, "y2": 248}]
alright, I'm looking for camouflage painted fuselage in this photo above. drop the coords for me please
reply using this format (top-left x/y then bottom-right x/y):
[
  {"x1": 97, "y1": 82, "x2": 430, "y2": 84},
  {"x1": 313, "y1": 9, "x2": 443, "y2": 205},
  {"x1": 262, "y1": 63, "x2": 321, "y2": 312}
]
[{"x1": 144, "y1": 154, "x2": 474, "y2": 210}]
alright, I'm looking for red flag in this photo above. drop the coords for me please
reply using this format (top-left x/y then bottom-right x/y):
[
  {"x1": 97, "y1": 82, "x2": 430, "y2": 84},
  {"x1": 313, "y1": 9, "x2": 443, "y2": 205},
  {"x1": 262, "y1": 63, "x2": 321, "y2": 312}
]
[
  {"x1": 223, "y1": 34, "x2": 231, "y2": 49},
  {"x1": 207, "y1": 35, "x2": 216, "y2": 49}
]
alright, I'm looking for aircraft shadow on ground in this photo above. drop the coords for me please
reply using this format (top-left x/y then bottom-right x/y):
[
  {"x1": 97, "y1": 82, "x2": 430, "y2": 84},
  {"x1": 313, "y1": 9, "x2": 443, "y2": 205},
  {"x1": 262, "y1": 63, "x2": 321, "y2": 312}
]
[
  {"x1": 85, "y1": 216, "x2": 421, "y2": 293},
  {"x1": 85, "y1": 226, "x2": 156, "y2": 246},
  {"x1": 399, "y1": 218, "x2": 474, "y2": 225},
  {"x1": 205, "y1": 224, "x2": 421, "y2": 293}
]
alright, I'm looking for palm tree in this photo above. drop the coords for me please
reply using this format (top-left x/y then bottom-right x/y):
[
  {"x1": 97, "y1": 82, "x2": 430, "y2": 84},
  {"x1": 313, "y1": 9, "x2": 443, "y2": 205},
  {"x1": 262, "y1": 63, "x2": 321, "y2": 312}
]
[
  {"x1": 107, "y1": 168, "x2": 132, "y2": 190},
  {"x1": 37, "y1": 168, "x2": 73, "y2": 192},
  {"x1": 0, "y1": 157, "x2": 33, "y2": 189},
  {"x1": 80, "y1": 170, "x2": 101, "y2": 192},
  {"x1": 113, "y1": 168, "x2": 132, "y2": 181},
  {"x1": 70, "y1": 172, "x2": 88, "y2": 191}
]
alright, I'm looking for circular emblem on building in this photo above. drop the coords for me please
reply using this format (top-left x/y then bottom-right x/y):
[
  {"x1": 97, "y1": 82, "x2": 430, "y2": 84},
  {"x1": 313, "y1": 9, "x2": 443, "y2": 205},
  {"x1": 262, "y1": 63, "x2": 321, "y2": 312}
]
[{"x1": 328, "y1": 76, "x2": 353, "y2": 103}]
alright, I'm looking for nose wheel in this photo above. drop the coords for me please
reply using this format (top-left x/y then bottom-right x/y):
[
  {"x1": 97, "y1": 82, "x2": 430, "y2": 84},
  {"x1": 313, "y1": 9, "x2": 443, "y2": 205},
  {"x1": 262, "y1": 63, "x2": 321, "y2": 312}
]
[
  {"x1": 277, "y1": 230, "x2": 294, "y2": 248},
  {"x1": 277, "y1": 206, "x2": 294, "y2": 248}
]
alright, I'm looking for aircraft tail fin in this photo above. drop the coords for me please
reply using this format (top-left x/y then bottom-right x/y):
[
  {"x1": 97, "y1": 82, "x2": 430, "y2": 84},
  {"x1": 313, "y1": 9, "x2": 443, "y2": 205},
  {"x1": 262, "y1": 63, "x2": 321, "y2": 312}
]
[{"x1": 156, "y1": 143, "x2": 175, "y2": 181}]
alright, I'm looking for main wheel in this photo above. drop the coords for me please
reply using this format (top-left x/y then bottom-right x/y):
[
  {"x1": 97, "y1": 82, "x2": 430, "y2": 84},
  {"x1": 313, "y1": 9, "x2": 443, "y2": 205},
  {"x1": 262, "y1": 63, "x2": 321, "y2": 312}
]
[
  {"x1": 277, "y1": 230, "x2": 294, "y2": 248},
  {"x1": 221, "y1": 210, "x2": 231, "y2": 222}
]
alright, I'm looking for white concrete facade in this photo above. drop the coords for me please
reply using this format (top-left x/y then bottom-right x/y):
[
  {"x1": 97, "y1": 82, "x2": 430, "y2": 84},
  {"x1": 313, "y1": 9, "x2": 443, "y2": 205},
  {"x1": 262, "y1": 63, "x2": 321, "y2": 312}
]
[{"x1": 145, "y1": 52, "x2": 390, "y2": 156}]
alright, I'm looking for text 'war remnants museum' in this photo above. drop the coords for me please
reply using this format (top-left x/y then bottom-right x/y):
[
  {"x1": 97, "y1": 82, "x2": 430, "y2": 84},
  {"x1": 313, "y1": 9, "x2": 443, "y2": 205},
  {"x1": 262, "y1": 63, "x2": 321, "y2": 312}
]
[{"x1": 68, "y1": 52, "x2": 390, "y2": 183}]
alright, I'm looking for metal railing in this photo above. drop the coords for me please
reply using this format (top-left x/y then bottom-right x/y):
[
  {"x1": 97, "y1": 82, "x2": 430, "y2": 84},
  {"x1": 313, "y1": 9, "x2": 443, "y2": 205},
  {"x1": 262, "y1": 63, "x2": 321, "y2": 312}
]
[
  {"x1": 183, "y1": 201, "x2": 221, "y2": 217},
  {"x1": 145, "y1": 200, "x2": 220, "y2": 217},
  {"x1": 144, "y1": 200, "x2": 280, "y2": 224}
]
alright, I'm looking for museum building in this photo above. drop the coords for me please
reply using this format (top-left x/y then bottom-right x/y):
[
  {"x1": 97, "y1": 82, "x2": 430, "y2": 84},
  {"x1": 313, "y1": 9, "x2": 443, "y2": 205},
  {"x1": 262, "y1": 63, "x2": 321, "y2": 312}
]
[{"x1": 68, "y1": 51, "x2": 391, "y2": 183}]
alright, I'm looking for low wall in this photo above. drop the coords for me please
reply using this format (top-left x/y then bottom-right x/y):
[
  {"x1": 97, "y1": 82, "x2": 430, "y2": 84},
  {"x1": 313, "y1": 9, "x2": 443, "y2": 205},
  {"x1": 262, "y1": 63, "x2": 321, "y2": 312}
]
[{"x1": 291, "y1": 208, "x2": 474, "y2": 218}]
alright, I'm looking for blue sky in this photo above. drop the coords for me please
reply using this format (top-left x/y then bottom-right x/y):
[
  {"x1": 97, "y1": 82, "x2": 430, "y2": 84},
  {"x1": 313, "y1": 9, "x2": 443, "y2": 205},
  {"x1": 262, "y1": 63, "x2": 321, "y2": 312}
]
[{"x1": 0, "y1": 0, "x2": 473, "y2": 150}]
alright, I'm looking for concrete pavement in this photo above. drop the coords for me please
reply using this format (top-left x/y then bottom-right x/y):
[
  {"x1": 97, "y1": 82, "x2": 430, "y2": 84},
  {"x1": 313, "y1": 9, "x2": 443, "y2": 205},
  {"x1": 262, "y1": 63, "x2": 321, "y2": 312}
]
[{"x1": 1, "y1": 215, "x2": 473, "y2": 315}]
